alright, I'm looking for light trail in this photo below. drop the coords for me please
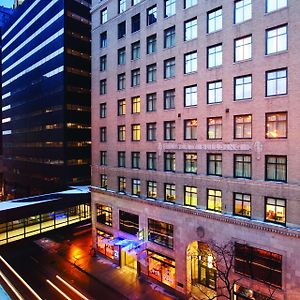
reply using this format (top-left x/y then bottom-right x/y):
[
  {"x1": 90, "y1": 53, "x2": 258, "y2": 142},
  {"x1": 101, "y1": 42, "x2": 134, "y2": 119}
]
[
  {"x1": 0, "y1": 269, "x2": 24, "y2": 300},
  {"x1": 46, "y1": 279, "x2": 72, "y2": 300},
  {"x1": 56, "y1": 275, "x2": 89, "y2": 300}
]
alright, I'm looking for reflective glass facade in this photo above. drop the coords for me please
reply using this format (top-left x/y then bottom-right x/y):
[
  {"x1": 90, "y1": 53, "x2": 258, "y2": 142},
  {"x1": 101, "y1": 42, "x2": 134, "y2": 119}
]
[{"x1": 1, "y1": 0, "x2": 91, "y2": 197}]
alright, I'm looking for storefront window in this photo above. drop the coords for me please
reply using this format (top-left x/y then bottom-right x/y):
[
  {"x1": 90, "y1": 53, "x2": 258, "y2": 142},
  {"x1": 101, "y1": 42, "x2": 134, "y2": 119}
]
[
  {"x1": 148, "y1": 218, "x2": 174, "y2": 249},
  {"x1": 233, "y1": 284, "x2": 272, "y2": 300},
  {"x1": 148, "y1": 251, "x2": 175, "y2": 288},
  {"x1": 119, "y1": 210, "x2": 139, "y2": 235}
]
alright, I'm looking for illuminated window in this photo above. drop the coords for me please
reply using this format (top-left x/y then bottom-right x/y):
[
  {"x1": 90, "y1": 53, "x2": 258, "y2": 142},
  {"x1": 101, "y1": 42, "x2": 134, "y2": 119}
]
[
  {"x1": 96, "y1": 204, "x2": 112, "y2": 226},
  {"x1": 184, "y1": 186, "x2": 197, "y2": 207},
  {"x1": 131, "y1": 179, "x2": 141, "y2": 197},
  {"x1": 132, "y1": 124, "x2": 141, "y2": 141},
  {"x1": 234, "y1": 114, "x2": 252, "y2": 139},
  {"x1": 131, "y1": 96, "x2": 140, "y2": 114},
  {"x1": 148, "y1": 219, "x2": 174, "y2": 249},
  {"x1": 266, "y1": 112, "x2": 287, "y2": 138},
  {"x1": 118, "y1": 177, "x2": 126, "y2": 193},
  {"x1": 207, "y1": 189, "x2": 222, "y2": 212},
  {"x1": 118, "y1": 99, "x2": 126, "y2": 116},
  {"x1": 234, "y1": 193, "x2": 251, "y2": 218},
  {"x1": 147, "y1": 181, "x2": 157, "y2": 199},
  {"x1": 265, "y1": 197, "x2": 286, "y2": 225},
  {"x1": 207, "y1": 117, "x2": 222, "y2": 140},
  {"x1": 184, "y1": 119, "x2": 197, "y2": 140},
  {"x1": 118, "y1": 125, "x2": 126, "y2": 142},
  {"x1": 100, "y1": 174, "x2": 107, "y2": 189},
  {"x1": 165, "y1": 183, "x2": 176, "y2": 202}
]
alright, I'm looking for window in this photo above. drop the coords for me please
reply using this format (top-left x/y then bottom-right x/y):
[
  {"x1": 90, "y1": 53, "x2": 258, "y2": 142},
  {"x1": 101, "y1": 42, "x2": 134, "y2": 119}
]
[
  {"x1": 118, "y1": 21, "x2": 126, "y2": 39},
  {"x1": 99, "y1": 103, "x2": 106, "y2": 118},
  {"x1": 234, "y1": 0, "x2": 252, "y2": 24},
  {"x1": 131, "y1": 152, "x2": 140, "y2": 169},
  {"x1": 100, "y1": 31, "x2": 107, "y2": 48},
  {"x1": 266, "y1": 0, "x2": 287, "y2": 13},
  {"x1": 118, "y1": 99, "x2": 126, "y2": 116},
  {"x1": 184, "y1": 119, "x2": 197, "y2": 140},
  {"x1": 164, "y1": 89, "x2": 175, "y2": 109},
  {"x1": 235, "y1": 243, "x2": 282, "y2": 287},
  {"x1": 101, "y1": 8, "x2": 108, "y2": 24},
  {"x1": 119, "y1": 0, "x2": 126, "y2": 13},
  {"x1": 118, "y1": 125, "x2": 126, "y2": 142},
  {"x1": 147, "y1": 64, "x2": 157, "y2": 83},
  {"x1": 234, "y1": 154, "x2": 252, "y2": 179},
  {"x1": 131, "y1": 179, "x2": 141, "y2": 196},
  {"x1": 131, "y1": 96, "x2": 140, "y2": 114},
  {"x1": 234, "y1": 115, "x2": 252, "y2": 139},
  {"x1": 164, "y1": 121, "x2": 176, "y2": 140},
  {"x1": 184, "y1": 186, "x2": 197, "y2": 207},
  {"x1": 148, "y1": 219, "x2": 174, "y2": 249},
  {"x1": 184, "y1": 18, "x2": 197, "y2": 41},
  {"x1": 165, "y1": 0, "x2": 176, "y2": 18},
  {"x1": 100, "y1": 127, "x2": 106, "y2": 142},
  {"x1": 164, "y1": 58, "x2": 176, "y2": 79},
  {"x1": 147, "y1": 123, "x2": 157, "y2": 141},
  {"x1": 147, "y1": 34, "x2": 156, "y2": 54},
  {"x1": 131, "y1": 13, "x2": 140, "y2": 33},
  {"x1": 266, "y1": 112, "x2": 287, "y2": 139},
  {"x1": 146, "y1": 93, "x2": 156, "y2": 112},
  {"x1": 147, "y1": 181, "x2": 157, "y2": 199},
  {"x1": 184, "y1": 51, "x2": 197, "y2": 74},
  {"x1": 118, "y1": 177, "x2": 126, "y2": 192},
  {"x1": 131, "y1": 41, "x2": 140, "y2": 60},
  {"x1": 265, "y1": 197, "x2": 286, "y2": 225},
  {"x1": 100, "y1": 79, "x2": 106, "y2": 95},
  {"x1": 100, "y1": 151, "x2": 107, "y2": 166},
  {"x1": 132, "y1": 0, "x2": 140, "y2": 5},
  {"x1": 184, "y1": 0, "x2": 197, "y2": 9},
  {"x1": 165, "y1": 183, "x2": 176, "y2": 202},
  {"x1": 118, "y1": 47, "x2": 126, "y2": 65},
  {"x1": 147, "y1": 5, "x2": 157, "y2": 25},
  {"x1": 164, "y1": 152, "x2": 175, "y2": 172},
  {"x1": 235, "y1": 35, "x2": 252, "y2": 62},
  {"x1": 265, "y1": 155, "x2": 287, "y2": 182},
  {"x1": 266, "y1": 25, "x2": 287, "y2": 55},
  {"x1": 132, "y1": 124, "x2": 141, "y2": 141},
  {"x1": 266, "y1": 68, "x2": 287, "y2": 96},
  {"x1": 207, "y1": 81, "x2": 222, "y2": 104},
  {"x1": 100, "y1": 55, "x2": 106, "y2": 72},
  {"x1": 207, "y1": 44, "x2": 222, "y2": 68},
  {"x1": 207, "y1": 154, "x2": 222, "y2": 176},
  {"x1": 184, "y1": 153, "x2": 197, "y2": 174},
  {"x1": 184, "y1": 85, "x2": 197, "y2": 107},
  {"x1": 119, "y1": 210, "x2": 139, "y2": 235},
  {"x1": 207, "y1": 189, "x2": 222, "y2": 212},
  {"x1": 118, "y1": 151, "x2": 126, "y2": 167},
  {"x1": 207, "y1": 7, "x2": 222, "y2": 33},
  {"x1": 234, "y1": 75, "x2": 252, "y2": 100},
  {"x1": 118, "y1": 73, "x2": 126, "y2": 90},
  {"x1": 100, "y1": 174, "x2": 107, "y2": 189},
  {"x1": 234, "y1": 193, "x2": 251, "y2": 218},
  {"x1": 207, "y1": 117, "x2": 222, "y2": 140},
  {"x1": 164, "y1": 26, "x2": 176, "y2": 48},
  {"x1": 131, "y1": 68, "x2": 140, "y2": 87},
  {"x1": 147, "y1": 152, "x2": 157, "y2": 170},
  {"x1": 96, "y1": 204, "x2": 112, "y2": 226}
]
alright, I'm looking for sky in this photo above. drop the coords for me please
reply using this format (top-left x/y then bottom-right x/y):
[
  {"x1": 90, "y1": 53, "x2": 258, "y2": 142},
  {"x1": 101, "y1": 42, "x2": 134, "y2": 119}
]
[{"x1": 0, "y1": 0, "x2": 14, "y2": 8}]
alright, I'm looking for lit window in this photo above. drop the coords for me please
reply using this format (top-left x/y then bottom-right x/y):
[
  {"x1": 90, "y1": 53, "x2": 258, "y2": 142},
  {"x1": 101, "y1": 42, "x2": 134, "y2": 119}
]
[
  {"x1": 266, "y1": 68, "x2": 287, "y2": 96},
  {"x1": 207, "y1": 117, "x2": 222, "y2": 139},
  {"x1": 234, "y1": 75, "x2": 252, "y2": 100},
  {"x1": 118, "y1": 177, "x2": 126, "y2": 193},
  {"x1": 132, "y1": 179, "x2": 141, "y2": 196},
  {"x1": 96, "y1": 204, "x2": 112, "y2": 226},
  {"x1": 234, "y1": 0, "x2": 252, "y2": 24},
  {"x1": 100, "y1": 174, "x2": 107, "y2": 189},
  {"x1": 266, "y1": 0, "x2": 287, "y2": 13},
  {"x1": 184, "y1": 85, "x2": 197, "y2": 107},
  {"x1": 147, "y1": 181, "x2": 157, "y2": 199},
  {"x1": 118, "y1": 125, "x2": 126, "y2": 142},
  {"x1": 184, "y1": 51, "x2": 197, "y2": 74},
  {"x1": 207, "y1": 7, "x2": 222, "y2": 33},
  {"x1": 234, "y1": 154, "x2": 251, "y2": 179},
  {"x1": 132, "y1": 124, "x2": 141, "y2": 141},
  {"x1": 235, "y1": 35, "x2": 252, "y2": 62},
  {"x1": 184, "y1": 119, "x2": 197, "y2": 140},
  {"x1": 207, "y1": 81, "x2": 222, "y2": 104},
  {"x1": 265, "y1": 155, "x2": 287, "y2": 182},
  {"x1": 207, "y1": 44, "x2": 222, "y2": 68},
  {"x1": 131, "y1": 96, "x2": 140, "y2": 114},
  {"x1": 234, "y1": 115, "x2": 252, "y2": 139},
  {"x1": 184, "y1": 186, "x2": 197, "y2": 207},
  {"x1": 265, "y1": 197, "x2": 286, "y2": 225},
  {"x1": 266, "y1": 112, "x2": 287, "y2": 139},
  {"x1": 165, "y1": 183, "x2": 176, "y2": 202},
  {"x1": 184, "y1": 18, "x2": 197, "y2": 41},
  {"x1": 118, "y1": 99, "x2": 126, "y2": 116},
  {"x1": 207, "y1": 154, "x2": 222, "y2": 176},
  {"x1": 234, "y1": 193, "x2": 251, "y2": 218},
  {"x1": 148, "y1": 219, "x2": 174, "y2": 249},
  {"x1": 266, "y1": 25, "x2": 287, "y2": 55},
  {"x1": 207, "y1": 189, "x2": 222, "y2": 212}
]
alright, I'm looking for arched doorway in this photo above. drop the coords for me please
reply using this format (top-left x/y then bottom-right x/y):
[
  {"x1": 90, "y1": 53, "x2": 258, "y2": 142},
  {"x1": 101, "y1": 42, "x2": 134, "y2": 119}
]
[{"x1": 187, "y1": 241, "x2": 217, "y2": 298}]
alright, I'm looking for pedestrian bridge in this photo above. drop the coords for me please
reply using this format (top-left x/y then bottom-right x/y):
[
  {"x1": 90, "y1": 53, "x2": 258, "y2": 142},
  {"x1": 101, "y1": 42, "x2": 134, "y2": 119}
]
[{"x1": 0, "y1": 186, "x2": 91, "y2": 245}]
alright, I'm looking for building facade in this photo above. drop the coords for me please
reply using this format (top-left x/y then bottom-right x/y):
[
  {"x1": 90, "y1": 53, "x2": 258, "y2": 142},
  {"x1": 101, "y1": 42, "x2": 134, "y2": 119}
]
[
  {"x1": 1, "y1": 0, "x2": 91, "y2": 197},
  {"x1": 91, "y1": 0, "x2": 300, "y2": 299}
]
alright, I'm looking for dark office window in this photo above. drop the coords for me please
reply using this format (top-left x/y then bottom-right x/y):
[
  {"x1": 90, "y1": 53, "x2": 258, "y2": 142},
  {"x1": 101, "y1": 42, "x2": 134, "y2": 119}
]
[
  {"x1": 147, "y1": 122, "x2": 157, "y2": 141},
  {"x1": 148, "y1": 219, "x2": 174, "y2": 249},
  {"x1": 131, "y1": 68, "x2": 140, "y2": 87},
  {"x1": 164, "y1": 26, "x2": 175, "y2": 48},
  {"x1": 184, "y1": 153, "x2": 197, "y2": 174},
  {"x1": 234, "y1": 154, "x2": 252, "y2": 179},
  {"x1": 118, "y1": 47, "x2": 126, "y2": 65},
  {"x1": 207, "y1": 154, "x2": 222, "y2": 176},
  {"x1": 118, "y1": 21, "x2": 126, "y2": 39},
  {"x1": 131, "y1": 152, "x2": 140, "y2": 169},
  {"x1": 100, "y1": 79, "x2": 106, "y2": 95},
  {"x1": 100, "y1": 103, "x2": 106, "y2": 118},
  {"x1": 147, "y1": 64, "x2": 156, "y2": 83},
  {"x1": 118, "y1": 151, "x2": 126, "y2": 167},
  {"x1": 265, "y1": 155, "x2": 287, "y2": 182},
  {"x1": 131, "y1": 41, "x2": 140, "y2": 60},
  {"x1": 100, "y1": 55, "x2": 107, "y2": 72},
  {"x1": 119, "y1": 210, "x2": 139, "y2": 235},
  {"x1": 146, "y1": 93, "x2": 157, "y2": 112},
  {"x1": 100, "y1": 174, "x2": 107, "y2": 189},
  {"x1": 164, "y1": 153, "x2": 175, "y2": 172},
  {"x1": 164, "y1": 57, "x2": 176, "y2": 79},
  {"x1": 164, "y1": 89, "x2": 175, "y2": 109},
  {"x1": 147, "y1": 34, "x2": 157, "y2": 54},
  {"x1": 100, "y1": 151, "x2": 107, "y2": 166},
  {"x1": 164, "y1": 121, "x2": 175, "y2": 140},
  {"x1": 100, "y1": 127, "x2": 106, "y2": 142},
  {"x1": 131, "y1": 13, "x2": 140, "y2": 33},
  {"x1": 100, "y1": 31, "x2": 107, "y2": 48},
  {"x1": 118, "y1": 73, "x2": 126, "y2": 90},
  {"x1": 147, "y1": 152, "x2": 157, "y2": 170},
  {"x1": 164, "y1": 0, "x2": 176, "y2": 18},
  {"x1": 147, "y1": 5, "x2": 157, "y2": 25}
]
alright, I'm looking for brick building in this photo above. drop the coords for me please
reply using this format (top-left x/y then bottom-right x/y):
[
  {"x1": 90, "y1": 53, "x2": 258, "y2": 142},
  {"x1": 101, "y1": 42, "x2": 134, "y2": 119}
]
[{"x1": 91, "y1": 0, "x2": 300, "y2": 298}]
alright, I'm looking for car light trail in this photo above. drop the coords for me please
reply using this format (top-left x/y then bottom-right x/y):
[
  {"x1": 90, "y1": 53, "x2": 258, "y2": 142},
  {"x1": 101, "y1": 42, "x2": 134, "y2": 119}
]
[
  {"x1": 46, "y1": 279, "x2": 72, "y2": 300},
  {"x1": 0, "y1": 269, "x2": 24, "y2": 300},
  {"x1": 56, "y1": 275, "x2": 89, "y2": 300},
  {"x1": 0, "y1": 256, "x2": 42, "y2": 300}
]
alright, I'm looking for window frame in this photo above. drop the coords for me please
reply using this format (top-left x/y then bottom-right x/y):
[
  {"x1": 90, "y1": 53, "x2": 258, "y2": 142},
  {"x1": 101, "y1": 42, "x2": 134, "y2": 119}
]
[
  {"x1": 234, "y1": 154, "x2": 252, "y2": 179},
  {"x1": 234, "y1": 114, "x2": 252, "y2": 139},
  {"x1": 207, "y1": 7, "x2": 222, "y2": 34},
  {"x1": 207, "y1": 153, "x2": 222, "y2": 176},
  {"x1": 265, "y1": 155, "x2": 287, "y2": 182},
  {"x1": 266, "y1": 68, "x2": 287, "y2": 97},
  {"x1": 207, "y1": 189, "x2": 222, "y2": 212},
  {"x1": 265, "y1": 197, "x2": 286, "y2": 225},
  {"x1": 265, "y1": 112, "x2": 287, "y2": 139}
]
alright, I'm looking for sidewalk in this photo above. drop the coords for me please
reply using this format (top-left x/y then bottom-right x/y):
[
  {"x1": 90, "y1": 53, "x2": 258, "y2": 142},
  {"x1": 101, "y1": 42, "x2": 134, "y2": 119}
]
[{"x1": 53, "y1": 230, "x2": 180, "y2": 300}]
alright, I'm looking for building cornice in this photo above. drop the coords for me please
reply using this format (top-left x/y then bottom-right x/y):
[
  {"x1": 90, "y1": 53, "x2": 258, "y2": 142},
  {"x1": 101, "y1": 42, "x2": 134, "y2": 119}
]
[{"x1": 90, "y1": 186, "x2": 300, "y2": 239}]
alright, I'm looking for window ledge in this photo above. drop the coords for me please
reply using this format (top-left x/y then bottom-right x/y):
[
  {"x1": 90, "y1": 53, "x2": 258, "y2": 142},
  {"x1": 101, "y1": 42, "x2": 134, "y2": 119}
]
[{"x1": 265, "y1": 50, "x2": 288, "y2": 57}]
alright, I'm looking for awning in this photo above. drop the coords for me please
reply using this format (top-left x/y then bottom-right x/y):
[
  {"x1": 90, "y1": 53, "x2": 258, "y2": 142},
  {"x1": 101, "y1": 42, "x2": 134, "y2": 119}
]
[{"x1": 107, "y1": 237, "x2": 124, "y2": 245}]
